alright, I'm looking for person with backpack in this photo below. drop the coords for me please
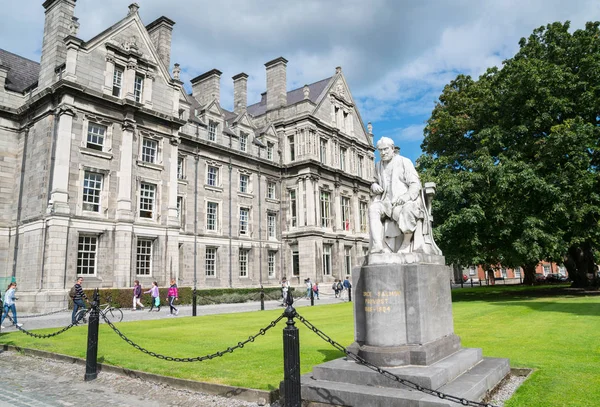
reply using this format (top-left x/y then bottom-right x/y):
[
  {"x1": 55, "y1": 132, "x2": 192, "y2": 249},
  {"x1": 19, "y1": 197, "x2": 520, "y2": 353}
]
[
  {"x1": 144, "y1": 281, "x2": 160, "y2": 312},
  {"x1": 0, "y1": 282, "x2": 23, "y2": 329},
  {"x1": 167, "y1": 279, "x2": 179, "y2": 316},
  {"x1": 71, "y1": 277, "x2": 88, "y2": 325},
  {"x1": 312, "y1": 282, "x2": 320, "y2": 299},
  {"x1": 343, "y1": 276, "x2": 352, "y2": 299},
  {"x1": 281, "y1": 277, "x2": 289, "y2": 306},
  {"x1": 132, "y1": 280, "x2": 144, "y2": 311},
  {"x1": 336, "y1": 280, "x2": 343, "y2": 298}
]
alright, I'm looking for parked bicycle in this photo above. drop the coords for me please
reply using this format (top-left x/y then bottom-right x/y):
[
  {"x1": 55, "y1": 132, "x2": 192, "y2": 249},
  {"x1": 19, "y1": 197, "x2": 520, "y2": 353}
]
[{"x1": 74, "y1": 296, "x2": 123, "y2": 324}]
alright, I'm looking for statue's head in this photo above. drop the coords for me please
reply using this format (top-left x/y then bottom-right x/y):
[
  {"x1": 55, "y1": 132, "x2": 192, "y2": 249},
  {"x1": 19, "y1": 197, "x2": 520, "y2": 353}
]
[{"x1": 376, "y1": 137, "x2": 396, "y2": 162}]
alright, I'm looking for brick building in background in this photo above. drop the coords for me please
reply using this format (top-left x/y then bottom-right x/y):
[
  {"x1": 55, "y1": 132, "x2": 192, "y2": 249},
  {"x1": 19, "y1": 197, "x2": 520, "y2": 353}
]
[{"x1": 0, "y1": 1, "x2": 373, "y2": 312}]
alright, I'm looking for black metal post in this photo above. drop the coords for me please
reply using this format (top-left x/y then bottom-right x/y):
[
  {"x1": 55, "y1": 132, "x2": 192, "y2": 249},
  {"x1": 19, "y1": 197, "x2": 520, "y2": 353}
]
[
  {"x1": 348, "y1": 284, "x2": 352, "y2": 302},
  {"x1": 470, "y1": 278, "x2": 473, "y2": 288},
  {"x1": 84, "y1": 288, "x2": 100, "y2": 381},
  {"x1": 260, "y1": 285, "x2": 265, "y2": 311},
  {"x1": 283, "y1": 291, "x2": 301, "y2": 407},
  {"x1": 310, "y1": 283, "x2": 314, "y2": 306},
  {"x1": 192, "y1": 288, "x2": 197, "y2": 316}
]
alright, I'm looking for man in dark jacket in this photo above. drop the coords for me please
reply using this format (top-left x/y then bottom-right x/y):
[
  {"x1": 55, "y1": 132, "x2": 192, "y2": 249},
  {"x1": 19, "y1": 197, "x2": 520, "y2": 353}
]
[{"x1": 71, "y1": 277, "x2": 89, "y2": 324}]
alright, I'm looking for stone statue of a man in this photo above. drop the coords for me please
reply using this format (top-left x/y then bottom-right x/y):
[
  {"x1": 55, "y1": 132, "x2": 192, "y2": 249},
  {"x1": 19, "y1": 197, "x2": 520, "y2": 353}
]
[{"x1": 369, "y1": 137, "x2": 439, "y2": 255}]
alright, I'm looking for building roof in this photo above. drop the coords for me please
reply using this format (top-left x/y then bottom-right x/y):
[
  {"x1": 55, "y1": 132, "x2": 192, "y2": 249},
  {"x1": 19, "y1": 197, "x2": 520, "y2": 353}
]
[
  {"x1": 246, "y1": 76, "x2": 332, "y2": 117},
  {"x1": 0, "y1": 49, "x2": 40, "y2": 93}
]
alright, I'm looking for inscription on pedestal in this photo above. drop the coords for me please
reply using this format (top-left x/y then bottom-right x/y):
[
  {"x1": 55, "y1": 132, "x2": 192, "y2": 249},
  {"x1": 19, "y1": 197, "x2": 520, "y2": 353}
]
[{"x1": 363, "y1": 290, "x2": 401, "y2": 313}]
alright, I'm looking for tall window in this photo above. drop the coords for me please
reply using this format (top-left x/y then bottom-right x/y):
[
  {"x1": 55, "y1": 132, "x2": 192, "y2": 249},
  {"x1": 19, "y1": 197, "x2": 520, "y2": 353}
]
[
  {"x1": 239, "y1": 249, "x2": 249, "y2": 277},
  {"x1": 469, "y1": 266, "x2": 477, "y2": 276},
  {"x1": 134, "y1": 74, "x2": 144, "y2": 102},
  {"x1": 514, "y1": 267, "x2": 521, "y2": 278},
  {"x1": 501, "y1": 268, "x2": 507, "y2": 278},
  {"x1": 341, "y1": 196, "x2": 351, "y2": 231},
  {"x1": 320, "y1": 190, "x2": 331, "y2": 228},
  {"x1": 267, "y1": 182, "x2": 276, "y2": 199},
  {"x1": 239, "y1": 207, "x2": 249, "y2": 235},
  {"x1": 543, "y1": 265, "x2": 551, "y2": 275},
  {"x1": 141, "y1": 138, "x2": 158, "y2": 163},
  {"x1": 176, "y1": 196, "x2": 184, "y2": 225},
  {"x1": 77, "y1": 235, "x2": 97, "y2": 275},
  {"x1": 86, "y1": 123, "x2": 106, "y2": 151},
  {"x1": 289, "y1": 135, "x2": 295, "y2": 161},
  {"x1": 359, "y1": 201, "x2": 368, "y2": 233},
  {"x1": 112, "y1": 66, "x2": 123, "y2": 97},
  {"x1": 289, "y1": 190, "x2": 297, "y2": 227},
  {"x1": 139, "y1": 182, "x2": 156, "y2": 219},
  {"x1": 83, "y1": 171, "x2": 103, "y2": 212},
  {"x1": 208, "y1": 121, "x2": 217, "y2": 141},
  {"x1": 267, "y1": 143, "x2": 274, "y2": 161},
  {"x1": 205, "y1": 247, "x2": 216, "y2": 276},
  {"x1": 322, "y1": 244, "x2": 332, "y2": 275},
  {"x1": 344, "y1": 247, "x2": 352, "y2": 275},
  {"x1": 206, "y1": 202, "x2": 218, "y2": 231},
  {"x1": 358, "y1": 155, "x2": 364, "y2": 177},
  {"x1": 239, "y1": 174, "x2": 249, "y2": 193},
  {"x1": 339, "y1": 147, "x2": 346, "y2": 171},
  {"x1": 319, "y1": 138, "x2": 327, "y2": 164},
  {"x1": 292, "y1": 248, "x2": 300, "y2": 276},
  {"x1": 177, "y1": 156, "x2": 185, "y2": 179},
  {"x1": 267, "y1": 212, "x2": 276, "y2": 238},
  {"x1": 136, "y1": 239, "x2": 153, "y2": 275},
  {"x1": 268, "y1": 251, "x2": 276, "y2": 278},
  {"x1": 207, "y1": 166, "x2": 219, "y2": 187},
  {"x1": 240, "y1": 132, "x2": 248, "y2": 152}
]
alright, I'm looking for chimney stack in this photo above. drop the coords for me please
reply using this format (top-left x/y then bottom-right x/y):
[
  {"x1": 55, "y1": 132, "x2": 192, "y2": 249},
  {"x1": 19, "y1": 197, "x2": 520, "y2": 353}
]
[
  {"x1": 38, "y1": 0, "x2": 77, "y2": 89},
  {"x1": 146, "y1": 16, "x2": 176, "y2": 70},
  {"x1": 265, "y1": 57, "x2": 287, "y2": 111},
  {"x1": 233, "y1": 73, "x2": 248, "y2": 115},
  {"x1": 190, "y1": 69, "x2": 222, "y2": 107}
]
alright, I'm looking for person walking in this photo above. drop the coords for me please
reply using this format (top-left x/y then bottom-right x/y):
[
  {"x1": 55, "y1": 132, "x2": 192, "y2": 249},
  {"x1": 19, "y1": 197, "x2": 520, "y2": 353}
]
[
  {"x1": 343, "y1": 276, "x2": 352, "y2": 299},
  {"x1": 145, "y1": 281, "x2": 160, "y2": 312},
  {"x1": 332, "y1": 280, "x2": 340, "y2": 298},
  {"x1": 0, "y1": 282, "x2": 22, "y2": 329},
  {"x1": 71, "y1": 277, "x2": 89, "y2": 325},
  {"x1": 312, "y1": 282, "x2": 320, "y2": 299},
  {"x1": 132, "y1": 280, "x2": 144, "y2": 310},
  {"x1": 167, "y1": 279, "x2": 179, "y2": 316},
  {"x1": 281, "y1": 277, "x2": 289, "y2": 306},
  {"x1": 305, "y1": 278, "x2": 312, "y2": 299}
]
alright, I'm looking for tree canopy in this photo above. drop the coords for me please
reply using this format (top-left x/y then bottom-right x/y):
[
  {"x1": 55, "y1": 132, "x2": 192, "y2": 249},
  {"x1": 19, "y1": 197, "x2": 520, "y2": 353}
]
[{"x1": 419, "y1": 21, "x2": 600, "y2": 285}]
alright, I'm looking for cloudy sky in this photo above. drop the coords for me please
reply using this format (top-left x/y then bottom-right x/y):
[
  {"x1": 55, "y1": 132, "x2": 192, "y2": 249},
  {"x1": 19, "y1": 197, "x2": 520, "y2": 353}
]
[{"x1": 2, "y1": 0, "x2": 600, "y2": 162}]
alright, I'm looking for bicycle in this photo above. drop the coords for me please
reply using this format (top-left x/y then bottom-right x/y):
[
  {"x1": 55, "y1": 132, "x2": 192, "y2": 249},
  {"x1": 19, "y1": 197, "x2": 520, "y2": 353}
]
[{"x1": 74, "y1": 296, "x2": 123, "y2": 324}]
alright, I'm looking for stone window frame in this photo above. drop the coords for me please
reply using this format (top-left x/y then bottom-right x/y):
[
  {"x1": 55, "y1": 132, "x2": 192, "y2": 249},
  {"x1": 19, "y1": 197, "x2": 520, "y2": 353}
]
[
  {"x1": 133, "y1": 73, "x2": 144, "y2": 103},
  {"x1": 341, "y1": 195, "x2": 351, "y2": 231},
  {"x1": 238, "y1": 169, "x2": 253, "y2": 196},
  {"x1": 208, "y1": 120, "x2": 218, "y2": 142},
  {"x1": 322, "y1": 244, "x2": 332, "y2": 276},
  {"x1": 80, "y1": 114, "x2": 114, "y2": 159},
  {"x1": 112, "y1": 65, "x2": 124, "y2": 97},
  {"x1": 205, "y1": 246, "x2": 218, "y2": 277},
  {"x1": 239, "y1": 206, "x2": 251, "y2": 236},
  {"x1": 239, "y1": 248, "x2": 250, "y2": 278},
  {"x1": 288, "y1": 135, "x2": 295, "y2": 162},
  {"x1": 344, "y1": 246, "x2": 352, "y2": 276},
  {"x1": 137, "y1": 130, "x2": 164, "y2": 171},
  {"x1": 320, "y1": 189, "x2": 332, "y2": 228},
  {"x1": 177, "y1": 155, "x2": 186, "y2": 180},
  {"x1": 359, "y1": 200, "x2": 368, "y2": 233},
  {"x1": 319, "y1": 137, "x2": 328, "y2": 165},
  {"x1": 135, "y1": 237, "x2": 155, "y2": 276},
  {"x1": 176, "y1": 195, "x2": 185, "y2": 229},
  {"x1": 291, "y1": 246, "x2": 300, "y2": 276},
  {"x1": 103, "y1": 48, "x2": 155, "y2": 107},
  {"x1": 205, "y1": 161, "x2": 223, "y2": 191},
  {"x1": 77, "y1": 234, "x2": 99, "y2": 276},
  {"x1": 137, "y1": 179, "x2": 161, "y2": 222},
  {"x1": 77, "y1": 164, "x2": 110, "y2": 218},
  {"x1": 267, "y1": 142, "x2": 274, "y2": 161},
  {"x1": 267, "y1": 211, "x2": 277, "y2": 239},
  {"x1": 205, "y1": 200, "x2": 222, "y2": 234},
  {"x1": 267, "y1": 250, "x2": 277, "y2": 278},
  {"x1": 288, "y1": 188, "x2": 298, "y2": 228},
  {"x1": 239, "y1": 132, "x2": 248, "y2": 152},
  {"x1": 266, "y1": 180, "x2": 277, "y2": 200}
]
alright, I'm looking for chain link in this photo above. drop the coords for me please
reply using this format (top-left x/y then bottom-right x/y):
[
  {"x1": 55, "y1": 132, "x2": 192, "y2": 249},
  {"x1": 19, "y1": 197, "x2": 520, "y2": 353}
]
[
  {"x1": 11, "y1": 308, "x2": 92, "y2": 339},
  {"x1": 295, "y1": 312, "x2": 498, "y2": 407},
  {"x1": 17, "y1": 308, "x2": 70, "y2": 319},
  {"x1": 100, "y1": 310, "x2": 286, "y2": 362}
]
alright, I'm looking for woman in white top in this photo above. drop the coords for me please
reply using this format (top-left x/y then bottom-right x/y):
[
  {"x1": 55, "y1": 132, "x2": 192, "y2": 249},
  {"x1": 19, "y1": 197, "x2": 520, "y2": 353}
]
[{"x1": 1, "y1": 282, "x2": 23, "y2": 329}]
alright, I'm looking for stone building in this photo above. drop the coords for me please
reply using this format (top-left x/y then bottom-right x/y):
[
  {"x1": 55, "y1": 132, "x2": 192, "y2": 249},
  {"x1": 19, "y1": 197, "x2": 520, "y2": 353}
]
[{"x1": 0, "y1": 1, "x2": 374, "y2": 312}]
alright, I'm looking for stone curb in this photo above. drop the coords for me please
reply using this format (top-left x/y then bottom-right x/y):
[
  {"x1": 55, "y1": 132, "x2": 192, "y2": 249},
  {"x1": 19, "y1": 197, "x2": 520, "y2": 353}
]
[{"x1": 2, "y1": 344, "x2": 278, "y2": 404}]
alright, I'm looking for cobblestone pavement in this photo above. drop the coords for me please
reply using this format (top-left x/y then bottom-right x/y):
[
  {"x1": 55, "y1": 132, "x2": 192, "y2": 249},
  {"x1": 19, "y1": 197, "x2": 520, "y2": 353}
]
[
  {"x1": 0, "y1": 296, "x2": 344, "y2": 406},
  {"x1": 0, "y1": 351, "x2": 278, "y2": 407}
]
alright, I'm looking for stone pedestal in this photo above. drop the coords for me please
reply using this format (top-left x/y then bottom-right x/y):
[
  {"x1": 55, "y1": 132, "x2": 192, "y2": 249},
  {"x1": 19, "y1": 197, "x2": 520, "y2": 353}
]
[{"x1": 298, "y1": 255, "x2": 512, "y2": 406}]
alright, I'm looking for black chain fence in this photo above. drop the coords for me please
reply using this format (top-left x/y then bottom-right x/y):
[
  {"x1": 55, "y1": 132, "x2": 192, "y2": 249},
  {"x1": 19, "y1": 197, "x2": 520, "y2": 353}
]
[
  {"x1": 295, "y1": 311, "x2": 498, "y2": 407},
  {"x1": 99, "y1": 309, "x2": 286, "y2": 362},
  {"x1": 11, "y1": 308, "x2": 92, "y2": 339},
  {"x1": 17, "y1": 308, "x2": 70, "y2": 319}
]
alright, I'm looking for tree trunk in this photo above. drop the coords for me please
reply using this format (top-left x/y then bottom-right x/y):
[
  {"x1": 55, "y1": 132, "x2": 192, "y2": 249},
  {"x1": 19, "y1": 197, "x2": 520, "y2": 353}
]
[
  {"x1": 565, "y1": 243, "x2": 595, "y2": 288},
  {"x1": 522, "y1": 263, "x2": 538, "y2": 285}
]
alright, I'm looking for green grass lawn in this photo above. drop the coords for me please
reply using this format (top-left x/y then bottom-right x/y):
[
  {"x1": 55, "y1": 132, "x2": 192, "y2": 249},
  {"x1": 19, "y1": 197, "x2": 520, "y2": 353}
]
[{"x1": 1, "y1": 286, "x2": 599, "y2": 406}]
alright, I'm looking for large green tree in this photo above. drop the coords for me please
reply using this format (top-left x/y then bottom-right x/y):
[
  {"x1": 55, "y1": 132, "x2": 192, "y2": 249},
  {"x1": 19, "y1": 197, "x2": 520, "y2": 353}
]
[{"x1": 419, "y1": 21, "x2": 600, "y2": 286}]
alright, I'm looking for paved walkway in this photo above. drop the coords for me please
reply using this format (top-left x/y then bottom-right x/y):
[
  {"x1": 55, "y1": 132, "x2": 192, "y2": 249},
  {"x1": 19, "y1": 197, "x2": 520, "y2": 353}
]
[{"x1": 0, "y1": 294, "x2": 349, "y2": 406}]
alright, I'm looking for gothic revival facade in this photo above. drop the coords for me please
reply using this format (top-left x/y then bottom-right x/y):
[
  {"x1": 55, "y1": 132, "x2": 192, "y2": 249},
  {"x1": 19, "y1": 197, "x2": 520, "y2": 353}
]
[{"x1": 0, "y1": 1, "x2": 374, "y2": 311}]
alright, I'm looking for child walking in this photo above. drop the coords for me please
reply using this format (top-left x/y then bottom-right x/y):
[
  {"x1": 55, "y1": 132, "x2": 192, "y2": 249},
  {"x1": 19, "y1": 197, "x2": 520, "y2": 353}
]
[
  {"x1": 167, "y1": 279, "x2": 179, "y2": 316},
  {"x1": 132, "y1": 280, "x2": 144, "y2": 310},
  {"x1": 144, "y1": 281, "x2": 160, "y2": 312},
  {"x1": 1, "y1": 282, "x2": 23, "y2": 329}
]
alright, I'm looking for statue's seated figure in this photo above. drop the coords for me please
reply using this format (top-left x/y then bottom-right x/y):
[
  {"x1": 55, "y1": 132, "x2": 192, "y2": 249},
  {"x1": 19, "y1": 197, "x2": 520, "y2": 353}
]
[{"x1": 369, "y1": 137, "x2": 441, "y2": 255}]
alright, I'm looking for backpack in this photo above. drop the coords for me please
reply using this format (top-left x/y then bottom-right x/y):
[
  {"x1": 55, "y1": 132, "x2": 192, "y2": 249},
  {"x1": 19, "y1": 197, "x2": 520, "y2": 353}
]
[
  {"x1": 312, "y1": 285, "x2": 318, "y2": 292},
  {"x1": 69, "y1": 285, "x2": 76, "y2": 299},
  {"x1": 337, "y1": 282, "x2": 343, "y2": 290}
]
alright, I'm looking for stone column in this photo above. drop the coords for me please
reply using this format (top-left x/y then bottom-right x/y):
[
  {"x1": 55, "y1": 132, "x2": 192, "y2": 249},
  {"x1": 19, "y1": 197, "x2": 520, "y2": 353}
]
[
  {"x1": 103, "y1": 55, "x2": 115, "y2": 94},
  {"x1": 143, "y1": 71, "x2": 154, "y2": 107},
  {"x1": 167, "y1": 136, "x2": 180, "y2": 226},
  {"x1": 48, "y1": 100, "x2": 75, "y2": 215},
  {"x1": 116, "y1": 119, "x2": 135, "y2": 221},
  {"x1": 124, "y1": 58, "x2": 137, "y2": 101},
  {"x1": 64, "y1": 37, "x2": 82, "y2": 81},
  {"x1": 298, "y1": 177, "x2": 306, "y2": 227}
]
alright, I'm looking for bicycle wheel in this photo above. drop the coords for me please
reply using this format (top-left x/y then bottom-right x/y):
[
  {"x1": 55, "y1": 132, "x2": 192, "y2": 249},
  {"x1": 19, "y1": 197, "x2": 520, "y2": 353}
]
[
  {"x1": 107, "y1": 307, "x2": 123, "y2": 323},
  {"x1": 74, "y1": 308, "x2": 87, "y2": 325}
]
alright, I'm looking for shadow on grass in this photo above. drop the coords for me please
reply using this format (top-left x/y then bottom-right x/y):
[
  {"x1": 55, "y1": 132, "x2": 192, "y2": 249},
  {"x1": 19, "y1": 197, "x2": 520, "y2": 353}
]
[
  {"x1": 316, "y1": 348, "x2": 346, "y2": 364},
  {"x1": 451, "y1": 284, "x2": 599, "y2": 303}
]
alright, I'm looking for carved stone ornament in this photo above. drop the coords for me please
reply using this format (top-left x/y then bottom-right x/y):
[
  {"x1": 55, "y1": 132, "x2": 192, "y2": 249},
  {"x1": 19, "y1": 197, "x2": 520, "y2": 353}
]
[
  {"x1": 122, "y1": 36, "x2": 139, "y2": 52},
  {"x1": 169, "y1": 136, "x2": 181, "y2": 146},
  {"x1": 55, "y1": 105, "x2": 76, "y2": 117},
  {"x1": 69, "y1": 17, "x2": 80, "y2": 36},
  {"x1": 303, "y1": 84, "x2": 310, "y2": 100},
  {"x1": 173, "y1": 63, "x2": 181, "y2": 81},
  {"x1": 121, "y1": 119, "x2": 136, "y2": 132}
]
